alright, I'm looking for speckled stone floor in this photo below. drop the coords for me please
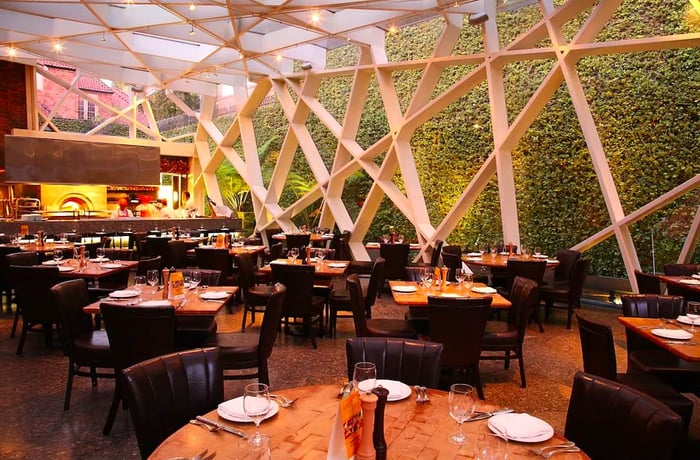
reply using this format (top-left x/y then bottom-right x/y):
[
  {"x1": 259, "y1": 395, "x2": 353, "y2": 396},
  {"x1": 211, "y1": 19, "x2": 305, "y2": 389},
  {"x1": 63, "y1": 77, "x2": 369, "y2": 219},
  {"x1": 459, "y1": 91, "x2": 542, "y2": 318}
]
[{"x1": 1, "y1": 290, "x2": 698, "y2": 459}]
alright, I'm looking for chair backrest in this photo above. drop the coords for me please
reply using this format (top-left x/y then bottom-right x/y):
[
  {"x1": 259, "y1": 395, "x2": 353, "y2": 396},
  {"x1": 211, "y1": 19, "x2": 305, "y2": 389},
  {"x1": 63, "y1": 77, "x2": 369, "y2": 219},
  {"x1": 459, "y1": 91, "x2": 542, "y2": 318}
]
[
  {"x1": 285, "y1": 233, "x2": 311, "y2": 251},
  {"x1": 666, "y1": 283, "x2": 700, "y2": 302},
  {"x1": 179, "y1": 268, "x2": 221, "y2": 287},
  {"x1": 441, "y1": 252, "x2": 462, "y2": 281},
  {"x1": 505, "y1": 260, "x2": 547, "y2": 293},
  {"x1": 142, "y1": 236, "x2": 170, "y2": 259},
  {"x1": 568, "y1": 258, "x2": 591, "y2": 300},
  {"x1": 0, "y1": 246, "x2": 22, "y2": 290},
  {"x1": 554, "y1": 248, "x2": 581, "y2": 281},
  {"x1": 507, "y1": 277, "x2": 540, "y2": 343},
  {"x1": 6, "y1": 250, "x2": 40, "y2": 267},
  {"x1": 621, "y1": 294, "x2": 686, "y2": 354},
  {"x1": 136, "y1": 256, "x2": 162, "y2": 276},
  {"x1": 100, "y1": 303, "x2": 176, "y2": 372},
  {"x1": 663, "y1": 263, "x2": 700, "y2": 276},
  {"x1": 122, "y1": 347, "x2": 224, "y2": 458},
  {"x1": 103, "y1": 248, "x2": 136, "y2": 261},
  {"x1": 257, "y1": 283, "x2": 287, "y2": 360},
  {"x1": 236, "y1": 252, "x2": 255, "y2": 293},
  {"x1": 565, "y1": 371, "x2": 682, "y2": 460},
  {"x1": 428, "y1": 240, "x2": 444, "y2": 267},
  {"x1": 263, "y1": 228, "x2": 282, "y2": 248},
  {"x1": 270, "y1": 263, "x2": 316, "y2": 317},
  {"x1": 268, "y1": 242, "x2": 284, "y2": 261},
  {"x1": 575, "y1": 312, "x2": 618, "y2": 381},
  {"x1": 634, "y1": 270, "x2": 661, "y2": 295},
  {"x1": 331, "y1": 230, "x2": 352, "y2": 261},
  {"x1": 51, "y1": 279, "x2": 94, "y2": 356},
  {"x1": 441, "y1": 245, "x2": 462, "y2": 256},
  {"x1": 164, "y1": 240, "x2": 187, "y2": 268},
  {"x1": 11, "y1": 265, "x2": 61, "y2": 323},
  {"x1": 364, "y1": 257, "x2": 386, "y2": 315},
  {"x1": 427, "y1": 295, "x2": 491, "y2": 368},
  {"x1": 379, "y1": 243, "x2": 410, "y2": 280},
  {"x1": 346, "y1": 338, "x2": 444, "y2": 388},
  {"x1": 347, "y1": 274, "x2": 368, "y2": 336},
  {"x1": 194, "y1": 248, "x2": 231, "y2": 278}
]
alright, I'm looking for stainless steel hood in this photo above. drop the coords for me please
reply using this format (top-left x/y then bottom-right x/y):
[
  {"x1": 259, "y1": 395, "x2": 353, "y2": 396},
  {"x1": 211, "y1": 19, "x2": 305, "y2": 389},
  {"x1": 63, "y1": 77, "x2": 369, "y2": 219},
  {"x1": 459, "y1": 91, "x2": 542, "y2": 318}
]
[{"x1": 4, "y1": 135, "x2": 160, "y2": 186}]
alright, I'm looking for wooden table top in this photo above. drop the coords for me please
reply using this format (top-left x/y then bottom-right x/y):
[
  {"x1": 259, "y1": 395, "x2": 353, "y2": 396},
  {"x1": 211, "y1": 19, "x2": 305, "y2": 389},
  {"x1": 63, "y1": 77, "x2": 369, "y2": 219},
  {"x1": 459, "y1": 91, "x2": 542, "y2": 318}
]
[
  {"x1": 618, "y1": 317, "x2": 700, "y2": 362},
  {"x1": 190, "y1": 244, "x2": 267, "y2": 256},
  {"x1": 389, "y1": 280, "x2": 512, "y2": 309},
  {"x1": 56, "y1": 259, "x2": 139, "y2": 279},
  {"x1": 259, "y1": 259, "x2": 350, "y2": 277},
  {"x1": 462, "y1": 253, "x2": 559, "y2": 269},
  {"x1": 365, "y1": 242, "x2": 422, "y2": 251},
  {"x1": 150, "y1": 384, "x2": 586, "y2": 460},
  {"x1": 83, "y1": 285, "x2": 237, "y2": 317},
  {"x1": 657, "y1": 275, "x2": 700, "y2": 293},
  {"x1": 0, "y1": 241, "x2": 74, "y2": 253},
  {"x1": 272, "y1": 232, "x2": 334, "y2": 242}
]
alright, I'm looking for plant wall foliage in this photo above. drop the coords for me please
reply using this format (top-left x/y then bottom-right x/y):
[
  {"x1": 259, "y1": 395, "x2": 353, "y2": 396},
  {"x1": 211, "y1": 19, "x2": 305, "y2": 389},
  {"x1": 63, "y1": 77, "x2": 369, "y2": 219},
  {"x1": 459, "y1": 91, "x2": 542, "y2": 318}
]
[{"x1": 174, "y1": 0, "x2": 699, "y2": 277}]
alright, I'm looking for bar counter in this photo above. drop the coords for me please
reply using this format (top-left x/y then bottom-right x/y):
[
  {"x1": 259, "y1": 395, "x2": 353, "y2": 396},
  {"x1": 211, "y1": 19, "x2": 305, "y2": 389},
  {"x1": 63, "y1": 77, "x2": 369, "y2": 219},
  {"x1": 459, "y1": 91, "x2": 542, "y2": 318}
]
[{"x1": 0, "y1": 217, "x2": 242, "y2": 236}]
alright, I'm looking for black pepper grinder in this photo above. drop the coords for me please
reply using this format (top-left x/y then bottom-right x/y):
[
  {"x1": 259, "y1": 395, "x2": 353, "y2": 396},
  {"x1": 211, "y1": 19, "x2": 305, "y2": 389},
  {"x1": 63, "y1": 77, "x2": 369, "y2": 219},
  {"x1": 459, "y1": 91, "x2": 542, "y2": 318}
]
[
  {"x1": 301, "y1": 246, "x2": 307, "y2": 264},
  {"x1": 372, "y1": 386, "x2": 389, "y2": 460}
]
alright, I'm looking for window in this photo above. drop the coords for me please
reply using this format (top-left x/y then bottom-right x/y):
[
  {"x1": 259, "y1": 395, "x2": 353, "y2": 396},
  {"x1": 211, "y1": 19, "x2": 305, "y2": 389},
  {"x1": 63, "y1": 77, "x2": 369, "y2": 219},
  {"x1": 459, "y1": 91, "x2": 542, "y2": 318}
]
[{"x1": 78, "y1": 99, "x2": 97, "y2": 120}]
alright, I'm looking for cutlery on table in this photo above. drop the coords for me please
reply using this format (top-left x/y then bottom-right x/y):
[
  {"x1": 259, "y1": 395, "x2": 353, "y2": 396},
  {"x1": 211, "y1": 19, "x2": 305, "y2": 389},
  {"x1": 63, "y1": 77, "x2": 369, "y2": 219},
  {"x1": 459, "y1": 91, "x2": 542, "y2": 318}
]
[
  {"x1": 194, "y1": 416, "x2": 248, "y2": 438},
  {"x1": 269, "y1": 394, "x2": 297, "y2": 407},
  {"x1": 414, "y1": 385, "x2": 425, "y2": 403},
  {"x1": 538, "y1": 447, "x2": 581, "y2": 458},
  {"x1": 529, "y1": 442, "x2": 575, "y2": 455},
  {"x1": 467, "y1": 408, "x2": 514, "y2": 421},
  {"x1": 419, "y1": 386, "x2": 430, "y2": 403}
]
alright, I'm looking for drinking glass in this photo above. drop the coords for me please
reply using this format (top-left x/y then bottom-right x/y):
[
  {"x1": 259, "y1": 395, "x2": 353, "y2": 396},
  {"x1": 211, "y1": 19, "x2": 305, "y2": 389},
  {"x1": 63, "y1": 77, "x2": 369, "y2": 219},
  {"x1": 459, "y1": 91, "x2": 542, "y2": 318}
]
[
  {"x1": 133, "y1": 275, "x2": 146, "y2": 294},
  {"x1": 534, "y1": 247, "x2": 542, "y2": 257},
  {"x1": 316, "y1": 248, "x2": 326, "y2": 264},
  {"x1": 96, "y1": 247, "x2": 105, "y2": 262},
  {"x1": 352, "y1": 361, "x2": 377, "y2": 394},
  {"x1": 189, "y1": 268, "x2": 202, "y2": 290},
  {"x1": 397, "y1": 234, "x2": 405, "y2": 244},
  {"x1": 381, "y1": 234, "x2": 390, "y2": 244},
  {"x1": 686, "y1": 301, "x2": 700, "y2": 332},
  {"x1": 147, "y1": 269, "x2": 160, "y2": 292},
  {"x1": 421, "y1": 269, "x2": 433, "y2": 289},
  {"x1": 53, "y1": 249, "x2": 64, "y2": 264},
  {"x1": 476, "y1": 432, "x2": 508, "y2": 460},
  {"x1": 73, "y1": 247, "x2": 81, "y2": 262},
  {"x1": 243, "y1": 383, "x2": 271, "y2": 447},
  {"x1": 288, "y1": 247, "x2": 299, "y2": 263},
  {"x1": 448, "y1": 383, "x2": 476, "y2": 445},
  {"x1": 455, "y1": 268, "x2": 466, "y2": 285},
  {"x1": 463, "y1": 273, "x2": 474, "y2": 290}
]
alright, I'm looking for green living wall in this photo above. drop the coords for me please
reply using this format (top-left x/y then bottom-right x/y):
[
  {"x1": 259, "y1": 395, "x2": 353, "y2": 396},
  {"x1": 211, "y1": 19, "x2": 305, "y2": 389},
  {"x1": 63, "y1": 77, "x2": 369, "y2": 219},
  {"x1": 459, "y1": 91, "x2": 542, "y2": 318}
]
[{"x1": 211, "y1": 0, "x2": 699, "y2": 277}]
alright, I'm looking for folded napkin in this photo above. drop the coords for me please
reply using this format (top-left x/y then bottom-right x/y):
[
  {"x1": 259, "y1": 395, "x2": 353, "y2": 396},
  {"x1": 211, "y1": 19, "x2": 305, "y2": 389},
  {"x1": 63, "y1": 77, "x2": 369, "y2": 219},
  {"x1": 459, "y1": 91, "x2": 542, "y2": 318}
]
[
  {"x1": 490, "y1": 413, "x2": 551, "y2": 439},
  {"x1": 472, "y1": 286, "x2": 497, "y2": 294},
  {"x1": 219, "y1": 397, "x2": 246, "y2": 418}
]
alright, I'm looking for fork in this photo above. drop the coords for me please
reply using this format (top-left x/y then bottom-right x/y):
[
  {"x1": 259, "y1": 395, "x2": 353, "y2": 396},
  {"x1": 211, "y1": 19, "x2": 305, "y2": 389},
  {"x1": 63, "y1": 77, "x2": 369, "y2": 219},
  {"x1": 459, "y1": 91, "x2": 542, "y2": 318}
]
[
  {"x1": 540, "y1": 447, "x2": 581, "y2": 458},
  {"x1": 419, "y1": 386, "x2": 430, "y2": 403},
  {"x1": 414, "y1": 385, "x2": 426, "y2": 403},
  {"x1": 529, "y1": 442, "x2": 575, "y2": 455},
  {"x1": 270, "y1": 394, "x2": 297, "y2": 407}
]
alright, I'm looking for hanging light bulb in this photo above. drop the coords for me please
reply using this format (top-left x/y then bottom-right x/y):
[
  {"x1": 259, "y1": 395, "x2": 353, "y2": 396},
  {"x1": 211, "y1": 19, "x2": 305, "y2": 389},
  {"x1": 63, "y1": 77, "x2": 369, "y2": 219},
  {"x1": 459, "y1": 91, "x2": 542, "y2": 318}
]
[
  {"x1": 189, "y1": 1, "x2": 196, "y2": 11},
  {"x1": 189, "y1": 23, "x2": 195, "y2": 35},
  {"x1": 8, "y1": 46, "x2": 17, "y2": 58},
  {"x1": 100, "y1": 33, "x2": 106, "y2": 43},
  {"x1": 52, "y1": 40, "x2": 63, "y2": 52}
]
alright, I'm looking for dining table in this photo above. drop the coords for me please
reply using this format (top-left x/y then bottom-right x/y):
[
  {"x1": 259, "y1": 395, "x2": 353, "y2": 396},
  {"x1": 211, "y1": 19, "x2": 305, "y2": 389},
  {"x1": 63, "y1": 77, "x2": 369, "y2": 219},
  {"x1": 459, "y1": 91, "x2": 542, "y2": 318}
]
[
  {"x1": 149, "y1": 383, "x2": 587, "y2": 459},
  {"x1": 258, "y1": 258, "x2": 350, "y2": 278},
  {"x1": 656, "y1": 274, "x2": 700, "y2": 294},
  {"x1": 462, "y1": 253, "x2": 560, "y2": 270},
  {"x1": 617, "y1": 316, "x2": 700, "y2": 362},
  {"x1": 188, "y1": 244, "x2": 268, "y2": 257},
  {"x1": 0, "y1": 240, "x2": 74, "y2": 254},
  {"x1": 365, "y1": 242, "x2": 422, "y2": 251},
  {"x1": 389, "y1": 280, "x2": 512, "y2": 309},
  {"x1": 48, "y1": 258, "x2": 139, "y2": 281},
  {"x1": 272, "y1": 232, "x2": 334, "y2": 243}
]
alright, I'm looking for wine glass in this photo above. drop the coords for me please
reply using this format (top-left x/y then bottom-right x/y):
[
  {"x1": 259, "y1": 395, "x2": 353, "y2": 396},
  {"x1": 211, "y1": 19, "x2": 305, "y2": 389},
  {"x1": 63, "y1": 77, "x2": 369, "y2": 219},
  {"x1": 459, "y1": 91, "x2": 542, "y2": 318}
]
[
  {"x1": 448, "y1": 383, "x2": 476, "y2": 445},
  {"x1": 288, "y1": 247, "x2": 299, "y2": 263},
  {"x1": 95, "y1": 247, "x2": 105, "y2": 262},
  {"x1": 147, "y1": 269, "x2": 160, "y2": 292},
  {"x1": 421, "y1": 269, "x2": 433, "y2": 289},
  {"x1": 243, "y1": 382, "x2": 271, "y2": 447},
  {"x1": 133, "y1": 275, "x2": 146, "y2": 294},
  {"x1": 455, "y1": 268, "x2": 466, "y2": 286},
  {"x1": 686, "y1": 301, "x2": 700, "y2": 332},
  {"x1": 352, "y1": 361, "x2": 377, "y2": 394},
  {"x1": 189, "y1": 268, "x2": 202, "y2": 290},
  {"x1": 397, "y1": 234, "x2": 405, "y2": 244},
  {"x1": 476, "y1": 432, "x2": 508, "y2": 460},
  {"x1": 534, "y1": 246, "x2": 542, "y2": 258},
  {"x1": 53, "y1": 249, "x2": 64, "y2": 265},
  {"x1": 73, "y1": 247, "x2": 81, "y2": 263},
  {"x1": 463, "y1": 273, "x2": 474, "y2": 290},
  {"x1": 316, "y1": 248, "x2": 326, "y2": 264}
]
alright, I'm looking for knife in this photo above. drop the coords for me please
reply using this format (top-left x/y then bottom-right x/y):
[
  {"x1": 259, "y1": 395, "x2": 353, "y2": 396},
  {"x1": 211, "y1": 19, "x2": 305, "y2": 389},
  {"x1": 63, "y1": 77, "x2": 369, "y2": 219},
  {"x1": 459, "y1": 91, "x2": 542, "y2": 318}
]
[
  {"x1": 195, "y1": 415, "x2": 248, "y2": 438},
  {"x1": 466, "y1": 408, "x2": 514, "y2": 422}
]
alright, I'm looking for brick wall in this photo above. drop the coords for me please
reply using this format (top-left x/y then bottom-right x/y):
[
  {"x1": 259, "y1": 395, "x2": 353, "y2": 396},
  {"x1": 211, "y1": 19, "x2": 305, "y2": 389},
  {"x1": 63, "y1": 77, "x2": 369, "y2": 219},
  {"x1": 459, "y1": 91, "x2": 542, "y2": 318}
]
[{"x1": 0, "y1": 61, "x2": 28, "y2": 143}]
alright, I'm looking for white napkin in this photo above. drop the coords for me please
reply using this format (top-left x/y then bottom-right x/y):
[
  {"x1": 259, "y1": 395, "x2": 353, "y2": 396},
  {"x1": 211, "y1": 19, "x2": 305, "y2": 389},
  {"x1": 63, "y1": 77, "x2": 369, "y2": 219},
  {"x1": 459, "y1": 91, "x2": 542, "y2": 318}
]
[
  {"x1": 490, "y1": 413, "x2": 552, "y2": 439},
  {"x1": 472, "y1": 286, "x2": 497, "y2": 294},
  {"x1": 218, "y1": 397, "x2": 246, "y2": 418}
]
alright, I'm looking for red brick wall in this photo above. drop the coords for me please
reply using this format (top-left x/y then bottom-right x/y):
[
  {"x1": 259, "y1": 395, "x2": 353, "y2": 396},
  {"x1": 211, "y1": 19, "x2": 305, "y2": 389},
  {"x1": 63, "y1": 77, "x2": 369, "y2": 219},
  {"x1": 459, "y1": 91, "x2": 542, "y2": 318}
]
[{"x1": 0, "y1": 61, "x2": 28, "y2": 142}]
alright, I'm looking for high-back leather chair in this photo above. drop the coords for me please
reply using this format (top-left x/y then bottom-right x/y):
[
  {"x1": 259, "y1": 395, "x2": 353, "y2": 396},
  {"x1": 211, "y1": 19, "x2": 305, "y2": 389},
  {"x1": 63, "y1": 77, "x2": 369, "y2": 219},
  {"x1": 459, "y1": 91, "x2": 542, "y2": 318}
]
[
  {"x1": 576, "y1": 312, "x2": 692, "y2": 438},
  {"x1": 345, "y1": 338, "x2": 443, "y2": 388},
  {"x1": 427, "y1": 295, "x2": 491, "y2": 399},
  {"x1": 6, "y1": 251, "x2": 41, "y2": 338},
  {"x1": 540, "y1": 258, "x2": 590, "y2": 329},
  {"x1": 164, "y1": 240, "x2": 187, "y2": 268},
  {"x1": 141, "y1": 236, "x2": 170, "y2": 260},
  {"x1": 103, "y1": 248, "x2": 136, "y2": 261},
  {"x1": 51, "y1": 279, "x2": 114, "y2": 410},
  {"x1": 194, "y1": 248, "x2": 232, "y2": 284},
  {"x1": 11, "y1": 265, "x2": 61, "y2": 355},
  {"x1": 633, "y1": 270, "x2": 661, "y2": 294},
  {"x1": 497, "y1": 259, "x2": 547, "y2": 297},
  {"x1": 565, "y1": 371, "x2": 683, "y2": 460},
  {"x1": 238, "y1": 252, "x2": 275, "y2": 331},
  {"x1": 270, "y1": 263, "x2": 325, "y2": 348},
  {"x1": 284, "y1": 233, "x2": 311, "y2": 252},
  {"x1": 208, "y1": 283, "x2": 286, "y2": 384},
  {"x1": 481, "y1": 277, "x2": 539, "y2": 388},
  {"x1": 379, "y1": 243, "x2": 410, "y2": 286},
  {"x1": 0, "y1": 245, "x2": 22, "y2": 312},
  {"x1": 440, "y1": 251, "x2": 462, "y2": 282},
  {"x1": 122, "y1": 347, "x2": 224, "y2": 458},
  {"x1": 100, "y1": 303, "x2": 176, "y2": 435},
  {"x1": 552, "y1": 248, "x2": 581, "y2": 282},
  {"x1": 179, "y1": 268, "x2": 221, "y2": 287},
  {"x1": 136, "y1": 256, "x2": 162, "y2": 277}
]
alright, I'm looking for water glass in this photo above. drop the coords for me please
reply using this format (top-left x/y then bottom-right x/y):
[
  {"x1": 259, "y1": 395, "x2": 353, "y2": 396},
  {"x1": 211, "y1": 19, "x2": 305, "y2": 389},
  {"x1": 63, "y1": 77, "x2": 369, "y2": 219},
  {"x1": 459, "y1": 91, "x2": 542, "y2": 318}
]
[
  {"x1": 475, "y1": 432, "x2": 508, "y2": 459},
  {"x1": 96, "y1": 247, "x2": 105, "y2": 261},
  {"x1": 244, "y1": 383, "x2": 271, "y2": 447},
  {"x1": 448, "y1": 383, "x2": 476, "y2": 445},
  {"x1": 421, "y1": 269, "x2": 433, "y2": 289},
  {"x1": 133, "y1": 275, "x2": 146, "y2": 294},
  {"x1": 455, "y1": 268, "x2": 466, "y2": 285},
  {"x1": 316, "y1": 248, "x2": 326, "y2": 264},
  {"x1": 236, "y1": 435, "x2": 271, "y2": 460},
  {"x1": 146, "y1": 269, "x2": 160, "y2": 291},
  {"x1": 352, "y1": 361, "x2": 377, "y2": 394},
  {"x1": 189, "y1": 268, "x2": 202, "y2": 290},
  {"x1": 53, "y1": 249, "x2": 64, "y2": 264},
  {"x1": 534, "y1": 247, "x2": 542, "y2": 257},
  {"x1": 463, "y1": 273, "x2": 474, "y2": 290},
  {"x1": 288, "y1": 247, "x2": 299, "y2": 263},
  {"x1": 686, "y1": 301, "x2": 700, "y2": 332}
]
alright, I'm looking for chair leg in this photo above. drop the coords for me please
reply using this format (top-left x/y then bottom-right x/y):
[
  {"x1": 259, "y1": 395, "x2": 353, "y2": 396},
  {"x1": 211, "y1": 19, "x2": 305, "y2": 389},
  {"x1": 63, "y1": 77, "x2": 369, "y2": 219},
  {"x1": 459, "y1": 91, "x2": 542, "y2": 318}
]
[
  {"x1": 306, "y1": 317, "x2": 317, "y2": 349},
  {"x1": 241, "y1": 305, "x2": 249, "y2": 332},
  {"x1": 473, "y1": 365, "x2": 485, "y2": 400},
  {"x1": 504, "y1": 351, "x2": 510, "y2": 370},
  {"x1": 566, "y1": 302, "x2": 573, "y2": 329},
  {"x1": 329, "y1": 309, "x2": 337, "y2": 337},
  {"x1": 64, "y1": 363, "x2": 75, "y2": 410},
  {"x1": 90, "y1": 366, "x2": 98, "y2": 386},
  {"x1": 518, "y1": 351, "x2": 526, "y2": 388},
  {"x1": 10, "y1": 307, "x2": 21, "y2": 338},
  {"x1": 16, "y1": 324, "x2": 28, "y2": 355},
  {"x1": 103, "y1": 384, "x2": 121, "y2": 435},
  {"x1": 258, "y1": 360, "x2": 270, "y2": 386}
]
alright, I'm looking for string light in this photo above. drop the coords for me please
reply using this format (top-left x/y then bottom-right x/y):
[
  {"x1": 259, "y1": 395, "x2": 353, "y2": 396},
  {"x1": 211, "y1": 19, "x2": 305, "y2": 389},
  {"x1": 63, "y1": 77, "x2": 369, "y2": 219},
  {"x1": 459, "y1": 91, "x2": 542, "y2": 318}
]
[
  {"x1": 275, "y1": 53, "x2": 283, "y2": 62},
  {"x1": 100, "y1": 33, "x2": 106, "y2": 42},
  {"x1": 189, "y1": 1, "x2": 196, "y2": 11}
]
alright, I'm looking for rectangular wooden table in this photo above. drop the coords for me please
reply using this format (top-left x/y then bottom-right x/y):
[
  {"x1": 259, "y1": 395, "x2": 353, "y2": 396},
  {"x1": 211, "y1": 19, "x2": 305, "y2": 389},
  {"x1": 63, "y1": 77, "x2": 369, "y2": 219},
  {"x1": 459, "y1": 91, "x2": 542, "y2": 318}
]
[
  {"x1": 188, "y1": 244, "x2": 267, "y2": 257},
  {"x1": 389, "y1": 280, "x2": 512, "y2": 308},
  {"x1": 83, "y1": 285, "x2": 238, "y2": 317},
  {"x1": 56, "y1": 258, "x2": 139, "y2": 280},
  {"x1": 618, "y1": 316, "x2": 700, "y2": 362},
  {"x1": 259, "y1": 258, "x2": 350, "y2": 277}
]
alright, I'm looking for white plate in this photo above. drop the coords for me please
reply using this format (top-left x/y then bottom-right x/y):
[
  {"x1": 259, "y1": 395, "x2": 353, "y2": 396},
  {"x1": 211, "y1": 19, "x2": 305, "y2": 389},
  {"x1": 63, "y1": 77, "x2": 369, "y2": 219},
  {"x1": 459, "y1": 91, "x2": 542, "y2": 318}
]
[
  {"x1": 679, "y1": 279, "x2": 700, "y2": 285},
  {"x1": 676, "y1": 316, "x2": 700, "y2": 326},
  {"x1": 217, "y1": 397, "x2": 279, "y2": 423},
  {"x1": 692, "y1": 274, "x2": 700, "y2": 279},
  {"x1": 138, "y1": 300, "x2": 172, "y2": 307},
  {"x1": 90, "y1": 257, "x2": 109, "y2": 262},
  {"x1": 545, "y1": 259, "x2": 559, "y2": 264},
  {"x1": 58, "y1": 266, "x2": 75, "y2": 272},
  {"x1": 392, "y1": 285, "x2": 417, "y2": 293},
  {"x1": 466, "y1": 252, "x2": 482, "y2": 257},
  {"x1": 200, "y1": 291, "x2": 229, "y2": 300},
  {"x1": 472, "y1": 286, "x2": 497, "y2": 294},
  {"x1": 651, "y1": 328, "x2": 693, "y2": 340},
  {"x1": 327, "y1": 263, "x2": 347, "y2": 268},
  {"x1": 101, "y1": 263, "x2": 123, "y2": 269},
  {"x1": 465, "y1": 257, "x2": 483, "y2": 261},
  {"x1": 42, "y1": 260, "x2": 61, "y2": 265},
  {"x1": 109, "y1": 289, "x2": 140, "y2": 299},
  {"x1": 488, "y1": 413, "x2": 554, "y2": 443},
  {"x1": 357, "y1": 379, "x2": 411, "y2": 402},
  {"x1": 532, "y1": 254, "x2": 548, "y2": 259},
  {"x1": 439, "y1": 293, "x2": 464, "y2": 298},
  {"x1": 499, "y1": 252, "x2": 510, "y2": 256}
]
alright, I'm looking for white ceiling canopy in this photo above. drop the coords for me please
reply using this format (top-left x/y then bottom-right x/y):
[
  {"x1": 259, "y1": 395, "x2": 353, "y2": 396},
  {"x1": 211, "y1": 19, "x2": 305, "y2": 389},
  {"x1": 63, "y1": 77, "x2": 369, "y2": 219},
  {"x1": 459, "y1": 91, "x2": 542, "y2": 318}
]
[{"x1": 0, "y1": 1, "x2": 535, "y2": 90}]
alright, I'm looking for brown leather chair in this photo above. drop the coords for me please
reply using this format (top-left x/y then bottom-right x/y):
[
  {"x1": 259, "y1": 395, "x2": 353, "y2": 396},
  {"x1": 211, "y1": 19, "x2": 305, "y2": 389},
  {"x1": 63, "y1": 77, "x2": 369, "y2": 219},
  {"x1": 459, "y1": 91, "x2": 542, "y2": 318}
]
[
  {"x1": 122, "y1": 347, "x2": 224, "y2": 458},
  {"x1": 100, "y1": 303, "x2": 176, "y2": 435},
  {"x1": 634, "y1": 269, "x2": 662, "y2": 295},
  {"x1": 347, "y1": 273, "x2": 417, "y2": 340},
  {"x1": 440, "y1": 251, "x2": 462, "y2": 282},
  {"x1": 270, "y1": 263, "x2": 325, "y2": 349},
  {"x1": 496, "y1": 259, "x2": 547, "y2": 298},
  {"x1": 481, "y1": 277, "x2": 539, "y2": 387},
  {"x1": 179, "y1": 268, "x2": 221, "y2": 287},
  {"x1": 666, "y1": 282, "x2": 700, "y2": 302},
  {"x1": 195, "y1": 248, "x2": 233, "y2": 285},
  {"x1": 102, "y1": 248, "x2": 136, "y2": 261},
  {"x1": 238, "y1": 252, "x2": 276, "y2": 331},
  {"x1": 663, "y1": 263, "x2": 700, "y2": 276},
  {"x1": 328, "y1": 257, "x2": 385, "y2": 336},
  {"x1": 345, "y1": 338, "x2": 443, "y2": 388},
  {"x1": 51, "y1": 279, "x2": 114, "y2": 410},
  {"x1": 379, "y1": 243, "x2": 410, "y2": 287},
  {"x1": 164, "y1": 240, "x2": 187, "y2": 268},
  {"x1": 284, "y1": 233, "x2": 311, "y2": 253},
  {"x1": 550, "y1": 248, "x2": 581, "y2": 283},
  {"x1": 426, "y1": 295, "x2": 491, "y2": 399},
  {"x1": 621, "y1": 294, "x2": 700, "y2": 393},
  {"x1": 141, "y1": 236, "x2": 170, "y2": 260},
  {"x1": 11, "y1": 265, "x2": 61, "y2": 355},
  {"x1": 576, "y1": 312, "x2": 692, "y2": 439},
  {"x1": 0, "y1": 246, "x2": 22, "y2": 312},
  {"x1": 135, "y1": 255, "x2": 162, "y2": 277},
  {"x1": 540, "y1": 258, "x2": 590, "y2": 329},
  {"x1": 6, "y1": 251, "x2": 41, "y2": 337},
  {"x1": 207, "y1": 283, "x2": 286, "y2": 384},
  {"x1": 565, "y1": 371, "x2": 683, "y2": 460}
]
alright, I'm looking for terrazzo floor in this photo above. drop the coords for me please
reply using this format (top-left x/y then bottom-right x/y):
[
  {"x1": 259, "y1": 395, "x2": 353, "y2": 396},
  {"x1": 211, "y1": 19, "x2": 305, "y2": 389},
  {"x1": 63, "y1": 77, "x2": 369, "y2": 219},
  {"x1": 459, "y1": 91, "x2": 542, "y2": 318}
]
[{"x1": 1, "y1": 290, "x2": 699, "y2": 459}]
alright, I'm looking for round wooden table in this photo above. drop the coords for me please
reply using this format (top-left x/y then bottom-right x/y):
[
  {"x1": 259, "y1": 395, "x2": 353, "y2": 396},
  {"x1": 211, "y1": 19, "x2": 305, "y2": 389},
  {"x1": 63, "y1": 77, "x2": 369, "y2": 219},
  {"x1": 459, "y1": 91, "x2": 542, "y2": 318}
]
[{"x1": 150, "y1": 384, "x2": 587, "y2": 459}]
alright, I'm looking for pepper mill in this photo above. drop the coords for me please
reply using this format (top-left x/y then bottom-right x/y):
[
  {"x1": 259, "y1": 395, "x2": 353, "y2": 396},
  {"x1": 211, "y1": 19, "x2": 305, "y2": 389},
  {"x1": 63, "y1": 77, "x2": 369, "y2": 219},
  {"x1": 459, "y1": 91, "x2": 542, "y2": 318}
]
[
  {"x1": 371, "y1": 386, "x2": 389, "y2": 460},
  {"x1": 356, "y1": 392, "x2": 378, "y2": 460}
]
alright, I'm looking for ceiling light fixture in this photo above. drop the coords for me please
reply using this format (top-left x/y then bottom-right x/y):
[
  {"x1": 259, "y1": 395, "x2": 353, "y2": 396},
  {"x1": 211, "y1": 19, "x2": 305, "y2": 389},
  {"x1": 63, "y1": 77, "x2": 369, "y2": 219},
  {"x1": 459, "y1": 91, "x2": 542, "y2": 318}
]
[
  {"x1": 300, "y1": 61, "x2": 313, "y2": 71},
  {"x1": 310, "y1": 11, "x2": 321, "y2": 23},
  {"x1": 189, "y1": 1, "x2": 196, "y2": 11},
  {"x1": 468, "y1": 12, "x2": 489, "y2": 25},
  {"x1": 52, "y1": 41, "x2": 63, "y2": 52},
  {"x1": 189, "y1": 23, "x2": 196, "y2": 35},
  {"x1": 8, "y1": 46, "x2": 17, "y2": 58},
  {"x1": 100, "y1": 33, "x2": 106, "y2": 42}
]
